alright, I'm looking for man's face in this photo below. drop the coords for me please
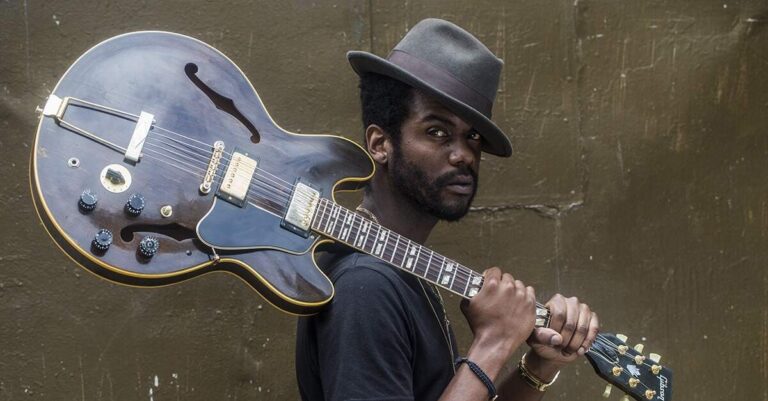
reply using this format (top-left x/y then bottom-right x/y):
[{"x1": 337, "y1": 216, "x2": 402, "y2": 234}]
[{"x1": 388, "y1": 91, "x2": 482, "y2": 221}]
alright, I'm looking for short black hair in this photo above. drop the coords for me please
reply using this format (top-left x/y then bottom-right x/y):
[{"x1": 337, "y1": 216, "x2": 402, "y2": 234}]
[{"x1": 359, "y1": 72, "x2": 414, "y2": 146}]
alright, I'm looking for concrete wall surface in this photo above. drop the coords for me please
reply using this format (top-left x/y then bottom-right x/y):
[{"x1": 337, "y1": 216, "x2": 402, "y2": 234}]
[{"x1": 1, "y1": 1, "x2": 766, "y2": 400}]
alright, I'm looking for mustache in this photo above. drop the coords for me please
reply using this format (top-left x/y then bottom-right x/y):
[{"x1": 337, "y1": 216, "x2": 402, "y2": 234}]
[{"x1": 434, "y1": 166, "x2": 478, "y2": 188}]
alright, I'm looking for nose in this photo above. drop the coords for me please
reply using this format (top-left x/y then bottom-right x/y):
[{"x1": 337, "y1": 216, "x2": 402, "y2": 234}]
[{"x1": 448, "y1": 136, "x2": 477, "y2": 167}]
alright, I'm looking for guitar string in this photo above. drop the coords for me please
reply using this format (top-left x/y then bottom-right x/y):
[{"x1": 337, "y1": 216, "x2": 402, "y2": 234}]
[
  {"x1": 145, "y1": 132, "x2": 656, "y2": 371},
  {"x1": 58, "y1": 103, "x2": 665, "y2": 386},
  {"x1": 142, "y1": 135, "x2": 314, "y2": 206},
  {"x1": 314, "y1": 200, "x2": 548, "y2": 316},
  {"x1": 138, "y1": 145, "x2": 663, "y2": 389},
  {"x1": 110, "y1": 126, "x2": 658, "y2": 375},
  {"x1": 150, "y1": 126, "x2": 311, "y2": 194},
  {"x1": 312, "y1": 198, "x2": 663, "y2": 376}
]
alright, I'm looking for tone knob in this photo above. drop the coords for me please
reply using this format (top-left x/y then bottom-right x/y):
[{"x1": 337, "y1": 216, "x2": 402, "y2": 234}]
[
  {"x1": 138, "y1": 236, "x2": 159, "y2": 258},
  {"x1": 78, "y1": 189, "x2": 98, "y2": 212},
  {"x1": 92, "y1": 228, "x2": 113, "y2": 252},
  {"x1": 125, "y1": 193, "x2": 145, "y2": 216}
]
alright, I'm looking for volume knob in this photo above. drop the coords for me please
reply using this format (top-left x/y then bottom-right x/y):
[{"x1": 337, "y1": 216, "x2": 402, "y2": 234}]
[
  {"x1": 78, "y1": 189, "x2": 98, "y2": 212},
  {"x1": 138, "y1": 236, "x2": 159, "y2": 258},
  {"x1": 125, "y1": 193, "x2": 145, "y2": 216},
  {"x1": 92, "y1": 228, "x2": 113, "y2": 252}
]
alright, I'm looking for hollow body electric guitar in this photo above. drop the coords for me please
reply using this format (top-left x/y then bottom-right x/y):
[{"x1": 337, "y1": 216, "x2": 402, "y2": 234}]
[{"x1": 31, "y1": 32, "x2": 672, "y2": 401}]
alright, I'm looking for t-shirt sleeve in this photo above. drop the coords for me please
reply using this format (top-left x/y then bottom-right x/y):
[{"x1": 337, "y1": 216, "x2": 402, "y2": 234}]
[{"x1": 313, "y1": 265, "x2": 415, "y2": 401}]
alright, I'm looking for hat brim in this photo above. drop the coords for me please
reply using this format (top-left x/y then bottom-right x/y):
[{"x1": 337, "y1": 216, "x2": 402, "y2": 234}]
[{"x1": 347, "y1": 50, "x2": 512, "y2": 157}]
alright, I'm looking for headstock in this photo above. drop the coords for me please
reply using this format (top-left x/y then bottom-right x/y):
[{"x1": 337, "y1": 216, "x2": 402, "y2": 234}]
[{"x1": 585, "y1": 333, "x2": 673, "y2": 401}]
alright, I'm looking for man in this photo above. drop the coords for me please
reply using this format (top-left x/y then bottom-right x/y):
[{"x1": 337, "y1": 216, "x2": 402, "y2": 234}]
[{"x1": 296, "y1": 18, "x2": 599, "y2": 401}]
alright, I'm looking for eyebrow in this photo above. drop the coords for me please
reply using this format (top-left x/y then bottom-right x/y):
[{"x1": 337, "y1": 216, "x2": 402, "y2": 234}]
[{"x1": 420, "y1": 113, "x2": 455, "y2": 127}]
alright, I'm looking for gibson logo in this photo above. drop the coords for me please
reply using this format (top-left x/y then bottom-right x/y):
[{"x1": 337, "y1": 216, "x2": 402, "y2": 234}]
[{"x1": 657, "y1": 374, "x2": 668, "y2": 400}]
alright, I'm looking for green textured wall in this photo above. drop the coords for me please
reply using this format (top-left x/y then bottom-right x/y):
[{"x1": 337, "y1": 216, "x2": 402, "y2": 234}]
[{"x1": 1, "y1": 1, "x2": 766, "y2": 400}]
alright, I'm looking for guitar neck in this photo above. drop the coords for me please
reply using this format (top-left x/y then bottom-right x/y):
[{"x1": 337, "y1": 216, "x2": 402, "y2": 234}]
[{"x1": 311, "y1": 198, "x2": 551, "y2": 328}]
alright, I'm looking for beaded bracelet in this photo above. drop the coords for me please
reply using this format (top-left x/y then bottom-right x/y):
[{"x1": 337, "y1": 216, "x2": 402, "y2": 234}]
[{"x1": 455, "y1": 357, "x2": 498, "y2": 401}]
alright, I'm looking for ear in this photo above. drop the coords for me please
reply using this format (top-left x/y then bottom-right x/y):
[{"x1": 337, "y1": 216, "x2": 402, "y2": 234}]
[{"x1": 364, "y1": 124, "x2": 392, "y2": 166}]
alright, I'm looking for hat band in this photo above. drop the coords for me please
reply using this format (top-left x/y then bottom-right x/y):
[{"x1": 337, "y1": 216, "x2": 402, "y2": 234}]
[{"x1": 388, "y1": 50, "x2": 493, "y2": 118}]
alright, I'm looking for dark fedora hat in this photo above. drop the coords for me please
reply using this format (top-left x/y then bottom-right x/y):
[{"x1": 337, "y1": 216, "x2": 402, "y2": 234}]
[{"x1": 348, "y1": 18, "x2": 511, "y2": 157}]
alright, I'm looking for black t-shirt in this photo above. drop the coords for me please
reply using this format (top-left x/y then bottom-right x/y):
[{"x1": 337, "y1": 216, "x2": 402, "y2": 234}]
[{"x1": 296, "y1": 251, "x2": 459, "y2": 401}]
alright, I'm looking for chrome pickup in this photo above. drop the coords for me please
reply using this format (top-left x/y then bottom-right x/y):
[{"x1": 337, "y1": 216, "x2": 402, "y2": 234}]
[
  {"x1": 282, "y1": 182, "x2": 320, "y2": 237},
  {"x1": 218, "y1": 150, "x2": 257, "y2": 207}
]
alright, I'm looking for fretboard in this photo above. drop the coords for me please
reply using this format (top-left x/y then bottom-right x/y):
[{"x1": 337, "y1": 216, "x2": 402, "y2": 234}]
[{"x1": 311, "y1": 198, "x2": 551, "y2": 328}]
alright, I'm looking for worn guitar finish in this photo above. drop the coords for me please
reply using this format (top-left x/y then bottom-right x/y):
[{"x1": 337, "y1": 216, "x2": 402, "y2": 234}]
[{"x1": 30, "y1": 32, "x2": 373, "y2": 314}]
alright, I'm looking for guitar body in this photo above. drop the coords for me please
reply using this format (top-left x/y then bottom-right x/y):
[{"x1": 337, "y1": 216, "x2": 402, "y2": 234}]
[{"x1": 30, "y1": 32, "x2": 373, "y2": 315}]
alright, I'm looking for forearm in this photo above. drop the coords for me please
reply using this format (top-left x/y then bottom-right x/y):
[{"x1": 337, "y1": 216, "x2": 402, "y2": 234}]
[
  {"x1": 437, "y1": 340, "x2": 511, "y2": 401},
  {"x1": 497, "y1": 352, "x2": 563, "y2": 401}
]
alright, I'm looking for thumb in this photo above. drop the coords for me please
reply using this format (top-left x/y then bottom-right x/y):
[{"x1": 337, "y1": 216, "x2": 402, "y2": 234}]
[{"x1": 528, "y1": 327, "x2": 563, "y2": 347}]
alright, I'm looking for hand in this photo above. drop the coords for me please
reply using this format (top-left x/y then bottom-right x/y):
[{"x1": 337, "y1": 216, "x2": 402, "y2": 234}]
[
  {"x1": 526, "y1": 294, "x2": 599, "y2": 367},
  {"x1": 460, "y1": 267, "x2": 537, "y2": 358}
]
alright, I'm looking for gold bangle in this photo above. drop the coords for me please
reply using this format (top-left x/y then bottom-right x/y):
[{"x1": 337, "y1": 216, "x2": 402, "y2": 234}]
[{"x1": 518, "y1": 353, "x2": 560, "y2": 392}]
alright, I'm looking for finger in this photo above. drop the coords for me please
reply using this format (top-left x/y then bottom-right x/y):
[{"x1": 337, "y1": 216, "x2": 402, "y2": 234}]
[
  {"x1": 529, "y1": 327, "x2": 562, "y2": 347},
  {"x1": 502, "y1": 272, "x2": 515, "y2": 285},
  {"x1": 559, "y1": 297, "x2": 580, "y2": 353},
  {"x1": 526, "y1": 285, "x2": 536, "y2": 302},
  {"x1": 566, "y1": 303, "x2": 591, "y2": 355},
  {"x1": 483, "y1": 267, "x2": 502, "y2": 283},
  {"x1": 585, "y1": 311, "x2": 600, "y2": 350},
  {"x1": 546, "y1": 294, "x2": 566, "y2": 333}
]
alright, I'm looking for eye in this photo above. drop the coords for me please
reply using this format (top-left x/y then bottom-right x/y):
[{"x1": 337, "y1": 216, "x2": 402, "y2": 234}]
[
  {"x1": 427, "y1": 127, "x2": 449, "y2": 137},
  {"x1": 468, "y1": 131, "x2": 482, "y2": 141}
]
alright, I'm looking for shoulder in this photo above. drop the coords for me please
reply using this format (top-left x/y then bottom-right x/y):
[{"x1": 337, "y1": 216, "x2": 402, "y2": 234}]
[{"x1": 326, "y1": 253, "x2": 411, "y2": 307}]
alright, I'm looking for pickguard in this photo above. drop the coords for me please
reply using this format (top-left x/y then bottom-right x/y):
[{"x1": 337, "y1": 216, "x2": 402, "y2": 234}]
[{"x1": 196, "y1": 197, "x2": 315, "y2": 253}]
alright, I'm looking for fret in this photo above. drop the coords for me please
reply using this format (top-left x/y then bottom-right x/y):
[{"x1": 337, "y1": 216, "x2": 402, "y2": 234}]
[
  {"x1": 465, "y1": 272, "x2": 483, "y2": 298},
  {"x1": 311, "y1": 198, "x2": 326, "y2": 231},
  {"x1": 424, "y1": 250, "x2": 435, "y2": 281},
  {"x1": 460, "y1": 265, "x2": 471, "y2": 296},
  {"x1": 389, "y1": 234, "x2": 401, "y2": 263},
  {"x1": 331, "y1": 207, "x2": 346, "y2": 238},
  {"x1": 404, "y1": 241, "x2": 419, "y2": 272},
  {"x1": 439, "y1": 259, "x2": 458, "y2": 289},
  {"x1": 323, "y1": 202, "x2": 336, "y2": 234},
  {"x1": 340, "y1": 210, "x2": 354, "y2": 241},
  {"x1": 347, "y1": 212, "x2": 360, "y2": 245},
  {"x1": 360, "y1": 220, "x2": 372, "y2": 250},
  {"x1": 364, "y1": 222, "x2": 379, "y2": 254},
  {"x1": 374, "y1": 227, "x2": 389, "y2": 257},
  {"x1": 354, "y1": 217, "x2": 369, "y2": 248},
  {"x1": 390, "y1": 236, "x2": 405, "y2": 267}
]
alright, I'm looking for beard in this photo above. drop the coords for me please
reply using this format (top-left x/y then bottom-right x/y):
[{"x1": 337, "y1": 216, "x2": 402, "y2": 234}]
[{"x1": 389, "y1": 147, "x2": 478, "y2": 222}]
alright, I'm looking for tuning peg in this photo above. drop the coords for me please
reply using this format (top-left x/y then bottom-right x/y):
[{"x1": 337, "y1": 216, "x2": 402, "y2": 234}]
[
  {"x1": 616, "y1": 334, "x2": 628, "y2": 343},
  {"x1": 617, "y1": 344, "x2": 629, "y2": 355},
  {"x1": 628, "y1": 378, "x2": 640, "y2": 388},
  {"x1": 634, "y1": 355, "x2": 646, "y2": 365},
  {"x1": 620, "y1": 395, "x2": 630, "y2": 401},
  {"x1": 649, "y1": 352, "x2": 663, "y2": 375},
  {"x1": 612, "y1": 366, "x2": 623, "y2": 376},
  {"x1": 644, "y1": 389, "x2": 657, "y2": 399},
  {"x1": 633, "y1": 343, "x2": 644, "y2": 353},
  {"x1": 602, "y1": 384, "x2": 612, "y2": 398}
]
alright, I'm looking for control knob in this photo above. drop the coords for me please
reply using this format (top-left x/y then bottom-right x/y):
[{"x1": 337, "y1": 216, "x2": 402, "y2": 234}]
[
  {"x1": 125, "y1": 193, "x2": 145, "y2": 216},
  {"x1": 78, "y1": 189, "x2": 98, "y2": 212},
  {"x1": 138, "y1": 236, "x2": 160, "y2": 258},
  {"x1": 92, "y1": 228, "x2": 113, "y2": 252}
]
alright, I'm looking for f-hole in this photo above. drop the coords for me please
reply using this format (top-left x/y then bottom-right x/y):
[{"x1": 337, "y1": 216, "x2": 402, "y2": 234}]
[
  {"x1": 121, "y1": 223, "x2": 197, "y2": 242},
  {"x1": 185, "y1": 62, "x2": 260, "y2": 143}
]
